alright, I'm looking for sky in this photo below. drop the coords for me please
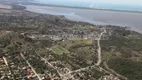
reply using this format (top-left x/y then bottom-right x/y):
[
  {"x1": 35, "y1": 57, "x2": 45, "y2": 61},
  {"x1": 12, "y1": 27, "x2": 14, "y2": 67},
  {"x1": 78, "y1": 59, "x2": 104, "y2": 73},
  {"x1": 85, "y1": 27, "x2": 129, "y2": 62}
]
[{"x1": 93, "y1": 0, "x2": 142, "y2": 6}]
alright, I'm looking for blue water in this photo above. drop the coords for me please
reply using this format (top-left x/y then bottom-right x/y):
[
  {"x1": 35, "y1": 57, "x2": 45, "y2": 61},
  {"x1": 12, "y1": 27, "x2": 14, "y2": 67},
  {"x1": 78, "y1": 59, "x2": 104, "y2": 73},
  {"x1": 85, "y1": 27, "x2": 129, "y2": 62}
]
[
  {"x1": 95, "y1": 4, "x2": 142, "y2": 12},
  {"x1": 34, "y1": 0, "x2": 142, "y2": 12}
]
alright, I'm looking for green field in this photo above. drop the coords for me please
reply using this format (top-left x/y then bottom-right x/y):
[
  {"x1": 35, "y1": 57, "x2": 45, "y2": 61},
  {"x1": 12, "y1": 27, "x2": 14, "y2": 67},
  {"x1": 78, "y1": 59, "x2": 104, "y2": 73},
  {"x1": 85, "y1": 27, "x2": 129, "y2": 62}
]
[
  {"x1": 52, "y1": 39, "x2": 95, "y2": 65},
  {"x1": 57, "y1": 39, "x2": 93, "y2": 49},
  {"x1": 52, "y1": 45, "x2": 69, "y2": 55}
]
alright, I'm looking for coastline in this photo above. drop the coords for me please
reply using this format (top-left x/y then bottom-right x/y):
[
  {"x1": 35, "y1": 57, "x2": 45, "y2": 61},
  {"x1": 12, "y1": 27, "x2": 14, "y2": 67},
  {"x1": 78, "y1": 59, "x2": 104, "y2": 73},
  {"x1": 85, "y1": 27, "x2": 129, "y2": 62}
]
[
  {"x1": 23, "y1": 3, "x2": 142, "y2": 14},
  {"x1": 22, "y1": 4, "x2": 142, "y2": 33}
]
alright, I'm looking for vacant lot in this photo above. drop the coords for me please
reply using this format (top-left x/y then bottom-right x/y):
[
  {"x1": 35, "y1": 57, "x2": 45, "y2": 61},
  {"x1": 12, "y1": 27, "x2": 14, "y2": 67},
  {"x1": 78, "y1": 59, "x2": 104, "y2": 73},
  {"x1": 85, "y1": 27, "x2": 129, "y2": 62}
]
[
  {"x1": 57, "y1": 39, "x2": 93, "y2": 49},
  {"x1": 52, "y1": 45, "x2": 69, "y2": 55}
]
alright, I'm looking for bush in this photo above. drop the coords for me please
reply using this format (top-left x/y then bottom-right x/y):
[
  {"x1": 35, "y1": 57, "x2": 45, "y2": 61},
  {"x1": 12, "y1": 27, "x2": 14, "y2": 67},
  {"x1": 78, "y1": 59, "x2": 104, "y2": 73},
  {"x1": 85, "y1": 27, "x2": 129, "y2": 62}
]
[{"x1": 108, "y1": 58, "x2": 142, "y2": 80}]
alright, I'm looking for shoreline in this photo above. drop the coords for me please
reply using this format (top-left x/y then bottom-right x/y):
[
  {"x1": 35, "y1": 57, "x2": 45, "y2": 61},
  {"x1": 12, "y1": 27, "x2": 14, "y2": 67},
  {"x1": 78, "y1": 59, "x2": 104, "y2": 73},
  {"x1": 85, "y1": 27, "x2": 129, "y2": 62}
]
[
  {"x1": 1, "y1": 3, "x2": 140, "y2": 33},
  {"x1": 23, "y1": 3, "x2": 142, "y2": 14},
  {"x1": 23, "y1": 4, "x2": 142, "y2": 33}
]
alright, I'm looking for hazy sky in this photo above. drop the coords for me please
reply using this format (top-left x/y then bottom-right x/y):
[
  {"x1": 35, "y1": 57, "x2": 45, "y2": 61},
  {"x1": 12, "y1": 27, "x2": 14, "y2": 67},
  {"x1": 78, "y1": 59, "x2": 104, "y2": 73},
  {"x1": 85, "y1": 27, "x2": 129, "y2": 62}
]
[{"x1": 89, "y1": 0, "x2": 142, "y2": 6}]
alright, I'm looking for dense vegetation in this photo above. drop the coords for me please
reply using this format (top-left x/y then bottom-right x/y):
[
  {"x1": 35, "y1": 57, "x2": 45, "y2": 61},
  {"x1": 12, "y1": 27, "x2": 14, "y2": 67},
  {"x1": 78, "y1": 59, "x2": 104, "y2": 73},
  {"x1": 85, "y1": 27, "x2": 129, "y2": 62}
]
[
  {"x1": 108, "y1": 57, "x2": 142, "y2": 80},
  {"x1": 0, "y1": 9, "x2": 142, "y2": 80},
  {"x1": 100, "y1": 28, "x2": 142, "y2": 80}
]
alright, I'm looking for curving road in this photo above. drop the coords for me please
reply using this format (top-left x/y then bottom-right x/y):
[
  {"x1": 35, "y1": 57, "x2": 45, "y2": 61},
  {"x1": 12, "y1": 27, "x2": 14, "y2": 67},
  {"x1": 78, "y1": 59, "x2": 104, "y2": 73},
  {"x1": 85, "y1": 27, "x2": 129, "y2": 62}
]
[{"x1": 96, "y1": 28, "x2": 106, "y2": 66}]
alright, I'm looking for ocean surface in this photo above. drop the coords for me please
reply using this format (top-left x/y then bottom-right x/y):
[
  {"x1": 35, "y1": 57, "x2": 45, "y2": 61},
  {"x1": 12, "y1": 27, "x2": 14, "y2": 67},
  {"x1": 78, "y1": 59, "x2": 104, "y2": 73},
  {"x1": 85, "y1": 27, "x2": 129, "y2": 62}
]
[
  {"x1": 34, "y1": 0, "x2": 142, "y2": 12},
  {"x1": 24, "y1": 5, "x2": 142, "y2": 33}
]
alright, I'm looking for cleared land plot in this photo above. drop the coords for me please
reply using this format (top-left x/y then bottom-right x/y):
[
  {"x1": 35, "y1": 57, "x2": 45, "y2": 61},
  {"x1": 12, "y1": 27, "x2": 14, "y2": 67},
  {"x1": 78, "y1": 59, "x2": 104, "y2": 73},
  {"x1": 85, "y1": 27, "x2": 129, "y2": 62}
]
[
  {"x1": 52, "y1": 45, "x2": 70, "y2": 55},
  {"x1": 58, "y1": 39, "x2": 93, "y2": 49},
  {"x1": 55, "y1": 39, "x2": 95, "y2": 64}
]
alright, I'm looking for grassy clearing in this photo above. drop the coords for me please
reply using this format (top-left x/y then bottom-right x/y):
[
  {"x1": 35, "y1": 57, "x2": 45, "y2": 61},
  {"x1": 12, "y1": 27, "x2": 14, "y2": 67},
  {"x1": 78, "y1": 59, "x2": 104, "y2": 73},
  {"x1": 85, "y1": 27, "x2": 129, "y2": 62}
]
[
  {"x1": 57, "y1": 39, "x2": 93, "y2": 49},
  {"x1": 52, "y1": 45, "x2": 69, "y2": 55},
  {"x1": 102, "y1": 51, "x2": 113, "y2": 61},
  {"x1": 74, "y1": 46, "x2": 94, "y2": 63},
  {"x1": 52, "y1": 39, "x2": 95, "y2": 66}
]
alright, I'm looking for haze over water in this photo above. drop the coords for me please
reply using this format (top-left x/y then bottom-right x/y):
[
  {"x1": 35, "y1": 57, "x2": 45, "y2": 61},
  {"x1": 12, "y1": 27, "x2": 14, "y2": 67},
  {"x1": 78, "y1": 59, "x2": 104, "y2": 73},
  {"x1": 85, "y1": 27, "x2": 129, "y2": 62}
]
[
  {"x1": 26, "y1": 0, "x2": 142, "y2": 33},
  {"x1": 34, "y1": 0, "x2": 142, "y2": 12}
]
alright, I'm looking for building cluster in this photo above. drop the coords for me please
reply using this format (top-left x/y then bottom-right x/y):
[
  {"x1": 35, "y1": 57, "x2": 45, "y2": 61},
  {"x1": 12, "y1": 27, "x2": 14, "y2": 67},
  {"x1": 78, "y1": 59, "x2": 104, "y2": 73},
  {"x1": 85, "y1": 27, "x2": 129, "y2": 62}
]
[
  {"x1": 0, "y1": 55, "x2": 12, "y2": 80},
  {"x1": 25, "y1": 28, "x2": 108, "y2": 41}
]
